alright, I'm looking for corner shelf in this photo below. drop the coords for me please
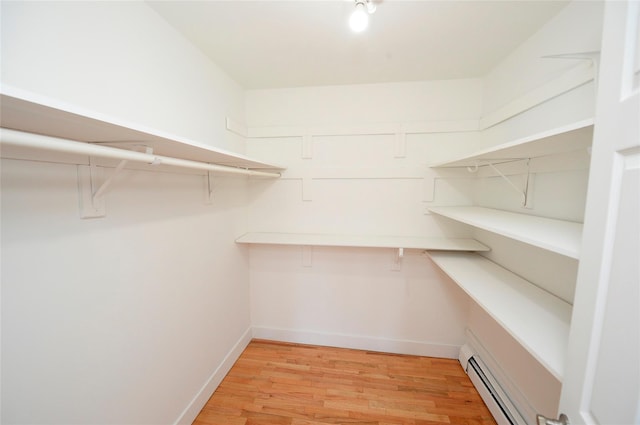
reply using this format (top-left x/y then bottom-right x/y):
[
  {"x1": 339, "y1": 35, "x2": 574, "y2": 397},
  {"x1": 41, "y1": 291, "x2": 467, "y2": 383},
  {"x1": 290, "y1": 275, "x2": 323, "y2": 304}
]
[
  {"x1": 428, "y1": 206, "x2": 583, "y2": 259},
  {"x1": 0, "y1": 86, "x2": 285, "y2": 174},
  {"x1": 235, "y1": 232, "x2": 490, "y2": 251},
  {"x1": 429, "y1": 119, "x2": 594, "y2": 168},
  {"x1": 428, "y1": 251, "x2": 571, "y2": 381}
]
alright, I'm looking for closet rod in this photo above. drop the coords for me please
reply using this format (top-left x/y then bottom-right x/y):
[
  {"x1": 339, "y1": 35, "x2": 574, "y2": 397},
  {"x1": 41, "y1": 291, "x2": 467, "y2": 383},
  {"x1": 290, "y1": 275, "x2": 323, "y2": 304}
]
[{"x1": 0, "y1": 128, "x2": 281, "y2": 178}]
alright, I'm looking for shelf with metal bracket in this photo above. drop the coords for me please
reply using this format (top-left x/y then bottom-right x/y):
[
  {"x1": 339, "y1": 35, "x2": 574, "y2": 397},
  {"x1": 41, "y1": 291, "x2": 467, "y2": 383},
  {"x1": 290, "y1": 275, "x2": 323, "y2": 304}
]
[
  {"x1": 0, "y1": 87, "x2": 285, "y2": 218},
  {"x1": 235, "y1": 232, "x2": 490, "y2": 269},
  {"x1": 428, "y1": 206, "x2": 583, "y2": 259},
  {"x1": 427, "y1": 251, "x2": 571, "y2": 381},
  {"x1": 429, "y1": 119, "x2": 594, "y2": 169},
  {"x1": 466, "y1": 158, "x2": 535, "y2": 208}
]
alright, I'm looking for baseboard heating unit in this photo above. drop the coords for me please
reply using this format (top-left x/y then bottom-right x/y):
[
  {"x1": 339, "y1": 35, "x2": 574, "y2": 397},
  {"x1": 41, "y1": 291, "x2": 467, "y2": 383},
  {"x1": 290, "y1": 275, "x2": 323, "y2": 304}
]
[{"x1": 459, "y1": 344, "x2": 527, "y2": 425}]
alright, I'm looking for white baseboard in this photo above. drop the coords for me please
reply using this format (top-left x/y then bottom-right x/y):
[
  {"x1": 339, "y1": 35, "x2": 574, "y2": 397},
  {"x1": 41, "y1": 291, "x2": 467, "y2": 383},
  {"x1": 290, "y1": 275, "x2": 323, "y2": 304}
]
[
  {"x1": 252, "y1": 326, "x2": 460, "y2": 359},
  {"x1": 175, "y1": 326, "x2": 461, "y2": 424},
  {"x1": 173, "y1": 327, "x2": 253, "y2": 425}
]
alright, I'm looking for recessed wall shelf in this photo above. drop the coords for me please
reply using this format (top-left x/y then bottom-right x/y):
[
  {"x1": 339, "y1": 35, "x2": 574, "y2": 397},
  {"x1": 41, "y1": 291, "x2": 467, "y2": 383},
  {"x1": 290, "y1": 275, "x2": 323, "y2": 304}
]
[
  {"x1": 0, "y1": 87, "x2": 285, "y2": 175},
  {"x1": 428, "y1": 251, "x2": 571, "y2": 381},
  {"x1": 235, "y1": 232, "x2": 490, "y2": 251},
  {"x1": 428, "y1": 206, "x2": 583, "y2": 259},
  {"x1": 429, "y1": 119, "x2": 594, "y2": 168}
]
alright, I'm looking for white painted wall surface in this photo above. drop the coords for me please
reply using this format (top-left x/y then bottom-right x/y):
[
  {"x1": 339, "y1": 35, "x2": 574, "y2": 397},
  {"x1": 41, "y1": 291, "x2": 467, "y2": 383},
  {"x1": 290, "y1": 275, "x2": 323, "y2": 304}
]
[
  {"x1": 245, "y1": 80, "x2": 483, "y2": 356},
  {"x1": 481, "y1": 0, "x2": 603, "y2": 117},
  {"x1": 246, "y1": 79, "x2": 483, "y2": 126},
  {"x1": 1, "y1": 2, "x2": 250, "y2": 424},
  {"x1": 1, "y1": 162, "x2": 252, "y2": 424},
  {"x1": 1, "y1": 1, "x2": 246, "y2": 154},
  {"x1": 0, "y1": 1, "x2": 606, "y2": 424},
  {"x1": 250, "y1": 247, "x2": 471, "y2": 358}
]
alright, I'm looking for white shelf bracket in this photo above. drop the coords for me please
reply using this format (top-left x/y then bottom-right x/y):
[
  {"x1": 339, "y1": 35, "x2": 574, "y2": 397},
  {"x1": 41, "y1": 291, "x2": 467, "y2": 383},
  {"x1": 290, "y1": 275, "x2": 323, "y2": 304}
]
[
  {"x1": 78, "y1": 158, "x2": 129, "y2": 219},
  {"x1": 93, "y1": 159, "x2": 128, "y2": 202},
  {"x1": 423, "y1": 168, "x2": 437, "y2": 202},
  {"x1": 204, "y1": 171, "x2": 217, "y2": 205},
  {"x1": 78, "y1": 162, "x2": 104, "y2": 219},
  {"x1": 391, "y1": 248, "x2": 404, "y2": 271},
  {"x1": 487, "y1": 160, "x2": 533, "y2": 208}
]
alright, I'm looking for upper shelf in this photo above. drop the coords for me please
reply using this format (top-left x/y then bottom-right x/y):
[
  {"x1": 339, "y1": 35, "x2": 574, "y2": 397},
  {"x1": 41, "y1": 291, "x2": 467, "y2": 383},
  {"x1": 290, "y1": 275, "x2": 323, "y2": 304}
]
[
  {"x1": 429, "y1": 119, "x2": 594, "y2": 168},
  {"x1": 428, "y1": 206, "x2": 583, "y2": 259},
  {"x1": 0, "y1": 86, "x2": 284, "y2": 172},
  {"x1": 428, "y1": 251, "x2": 571, "y2": 381},
  {"x1": 236, "y1": 232, "x2": 490, "y2": 251}
]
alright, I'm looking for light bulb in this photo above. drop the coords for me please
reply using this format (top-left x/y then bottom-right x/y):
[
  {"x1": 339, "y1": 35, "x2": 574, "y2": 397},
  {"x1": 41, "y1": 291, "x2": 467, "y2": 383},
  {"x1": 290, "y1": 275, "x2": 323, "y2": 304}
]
[{"x1": 349, "y1": 3, "x2": 368, "y2": 32}]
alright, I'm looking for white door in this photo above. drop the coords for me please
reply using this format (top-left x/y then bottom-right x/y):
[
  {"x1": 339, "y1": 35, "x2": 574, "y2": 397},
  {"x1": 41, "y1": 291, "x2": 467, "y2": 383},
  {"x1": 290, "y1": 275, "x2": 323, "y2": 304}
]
[{"x1": 557, "y1": 1, "x2": 640, "y2": 424}]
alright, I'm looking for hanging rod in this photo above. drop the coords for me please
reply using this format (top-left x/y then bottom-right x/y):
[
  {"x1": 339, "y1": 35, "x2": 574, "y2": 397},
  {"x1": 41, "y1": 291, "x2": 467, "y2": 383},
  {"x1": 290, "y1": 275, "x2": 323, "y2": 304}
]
[{"x1": 0, "y1": 128, "x2": 281, "y2": 178}]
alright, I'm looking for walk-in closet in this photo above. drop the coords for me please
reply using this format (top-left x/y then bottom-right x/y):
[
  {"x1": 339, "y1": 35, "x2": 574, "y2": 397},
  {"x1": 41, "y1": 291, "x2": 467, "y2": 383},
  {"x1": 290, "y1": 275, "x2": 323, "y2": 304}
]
[{"x1": 1, "y1": 1, "x2": 638, "y2": 424}]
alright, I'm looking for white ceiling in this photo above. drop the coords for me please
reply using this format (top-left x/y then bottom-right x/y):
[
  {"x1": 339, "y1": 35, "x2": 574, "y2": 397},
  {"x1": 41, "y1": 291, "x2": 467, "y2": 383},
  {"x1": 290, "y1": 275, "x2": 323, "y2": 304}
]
[{"x1": 147, "y1": 1, "x2": 569, "y2": 90}]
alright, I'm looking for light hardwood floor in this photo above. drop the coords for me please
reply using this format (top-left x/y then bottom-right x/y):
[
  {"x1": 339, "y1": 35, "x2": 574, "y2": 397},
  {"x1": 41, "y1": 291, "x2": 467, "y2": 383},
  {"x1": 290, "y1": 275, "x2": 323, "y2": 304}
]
[{"x1": 193, "y1": 340, "x2": 497, "y2": 425}]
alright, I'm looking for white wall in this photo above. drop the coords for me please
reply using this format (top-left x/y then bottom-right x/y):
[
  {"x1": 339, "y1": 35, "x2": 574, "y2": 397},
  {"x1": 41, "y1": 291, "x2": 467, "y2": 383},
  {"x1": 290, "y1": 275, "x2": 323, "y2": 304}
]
[
  {"x1": 0, "y1": 1, "x2": 246, "y2": 154},
  {"x1": 243, "y1": 2, "x2": 603, "y2": 423},
  {"x1": 459, "y1": 2, "x2": 603, "y2": 423},
  {"x1": 1, "y1": 2, "x2": 250, "y2": 424},
  {"x1": 245, "y1": 80, "x2": 483, "y2": 356},
  {"x1": 247, "y1": 79, "x2": 483, "y2": 126},
  {"x1": 481, "y1": 0, "x2": 604, "y2": 117},
  {"x1": 0, "y1": 1, "x2": 606, "y2": 424}
]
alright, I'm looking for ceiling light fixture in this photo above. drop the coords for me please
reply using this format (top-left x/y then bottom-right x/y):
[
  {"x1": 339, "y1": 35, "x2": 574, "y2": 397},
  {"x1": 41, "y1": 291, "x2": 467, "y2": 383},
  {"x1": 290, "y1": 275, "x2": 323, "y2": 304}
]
[{"x1": 349, "y1": 0, "x2": 376, "y2": 33}]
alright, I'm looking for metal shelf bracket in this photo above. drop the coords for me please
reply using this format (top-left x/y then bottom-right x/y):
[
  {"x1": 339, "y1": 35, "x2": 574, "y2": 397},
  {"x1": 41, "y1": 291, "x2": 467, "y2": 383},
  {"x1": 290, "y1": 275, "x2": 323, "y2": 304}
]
[
  {"x1": 486, "y1": 159, "x2": 534, "y2": 208},
  {"x1": 391, "y1": 248, "x2": 404, "y2": 271},
  {"x1": 205, "y1": 170, "x2": 217, "y2": 204},
  {"x1": 78, "y1": 158, "x2": 129, "y2": 219}
]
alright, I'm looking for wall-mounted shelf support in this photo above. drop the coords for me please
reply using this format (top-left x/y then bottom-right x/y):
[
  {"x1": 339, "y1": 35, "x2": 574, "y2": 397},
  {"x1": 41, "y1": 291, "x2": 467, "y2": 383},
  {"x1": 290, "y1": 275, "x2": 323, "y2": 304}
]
[
  {"x1": 423, "y1": 168, "x2": 476, "y2": 203},
  {"x1": 483, "y1": 159, "x2": 533, "y2": 208},
  {"x1": 78, "y1": 163, "x2": 105, "y2": 219},
  {"x1": 0, "y1": 128, "x2": 282, "y2": 178},
  {"x1": 78, "y1": 158, "x2": 129, "y2": 219},
  {"x1": 93, "y1": 158, "x2": 128, "y2": 202},
  {"x1": 205, "y1": 170, "x2": 218, "y2": 204},
  {"x1": 1, "y1": 127, "x2": 283, "y2": 218},
  {"x1": 542, "y1": 51, "x2": 600, "y2": 89},
  {"x1": 467, "y1": 158, "x2": 533, "y2": 208},
  {"x1": 302, "y1": 246, "x2": 313, "y2": 267},
  {"x1": 391, "y1": 248, "x2": 404, "y2": 271}
]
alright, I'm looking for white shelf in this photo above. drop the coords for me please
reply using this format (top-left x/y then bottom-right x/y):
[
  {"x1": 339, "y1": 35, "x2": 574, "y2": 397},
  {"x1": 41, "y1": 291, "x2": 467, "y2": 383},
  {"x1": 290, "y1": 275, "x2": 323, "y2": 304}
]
[
  {"x1": 428, "y1": 206, "x2": 582, "y2": 259},
  {"x1": 430, "y1": 119, "x2": 594, "y2": 168},
  {"x1": 236, "y1": 232, "x2": 490, "y2": 251},
  {"x1": 0, "y1": 87, "x2": 284, "y2": 172},
  {"x1": 428, "y1": 251, "x2": 571, "y2": 381}
]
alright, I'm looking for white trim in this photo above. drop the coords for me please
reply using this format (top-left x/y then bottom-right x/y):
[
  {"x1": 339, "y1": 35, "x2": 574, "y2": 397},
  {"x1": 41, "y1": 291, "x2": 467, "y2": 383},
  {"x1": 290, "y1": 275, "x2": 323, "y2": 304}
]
[
  {"x1": 428, "y1": 206, "x2": 583, "y2": 259},
  {"x1": 402, "y1": 119, "x2": 479, "y2": 134},
  {"x1": 225, "y1": 117, "x2": 248, "y2": 138},
  {"x1": 247, "y1": 120, "x2": 479, "y2": 139},
  {"x1": 251, "y1": 326, "x2": 461, "y2": 359},
  {"x1": 245, "y1": 64, "x2": 594, "y2": 142},
  {"x1": 173, "y1": 327, "x2": 253, "y2": 425},
  {"x1": 1, "y1": 128, "x2": 282, "y2": 178},
  {"x1": 236, "y1": 232, "x2": 489, "y2": 252},
  {"x1": 480, "y1": 61, "x2": 595, "y2": 130}
]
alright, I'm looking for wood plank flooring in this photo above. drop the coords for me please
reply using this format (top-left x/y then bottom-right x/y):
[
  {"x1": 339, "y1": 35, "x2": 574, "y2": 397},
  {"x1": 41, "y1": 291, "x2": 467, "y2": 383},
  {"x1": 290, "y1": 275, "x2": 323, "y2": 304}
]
[{"x1": 193, "y1": 340, "x2": 497, "y2": 425}]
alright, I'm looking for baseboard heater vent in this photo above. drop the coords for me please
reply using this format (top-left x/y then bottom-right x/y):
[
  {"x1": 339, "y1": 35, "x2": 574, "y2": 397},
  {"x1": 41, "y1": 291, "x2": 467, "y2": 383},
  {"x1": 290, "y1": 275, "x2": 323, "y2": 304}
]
[{"x1": 460, "y1": 345, "x2": 527, "y2": 425}]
